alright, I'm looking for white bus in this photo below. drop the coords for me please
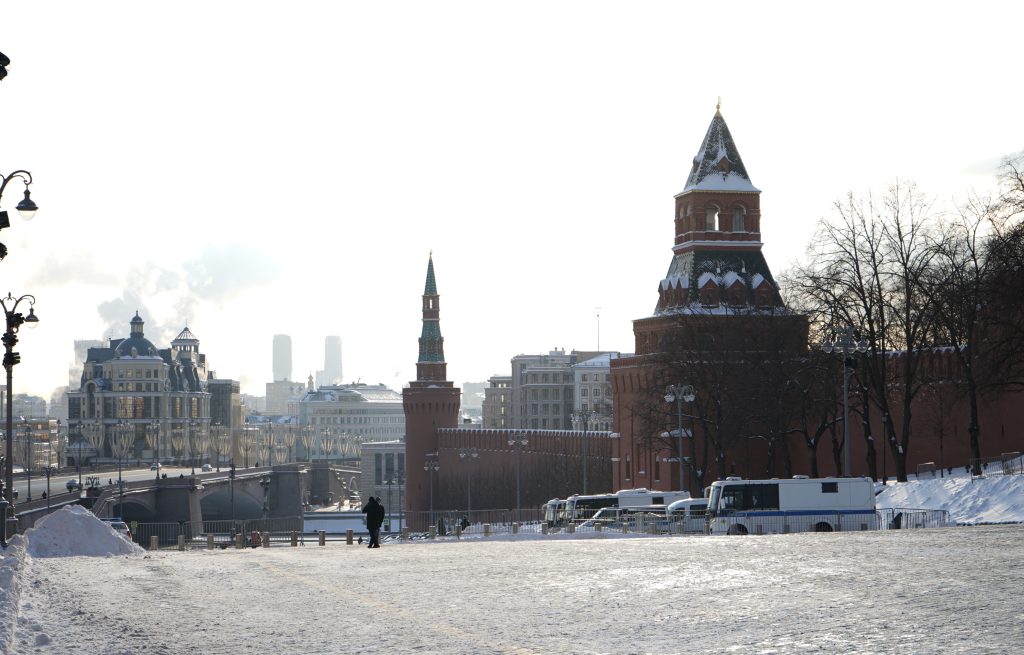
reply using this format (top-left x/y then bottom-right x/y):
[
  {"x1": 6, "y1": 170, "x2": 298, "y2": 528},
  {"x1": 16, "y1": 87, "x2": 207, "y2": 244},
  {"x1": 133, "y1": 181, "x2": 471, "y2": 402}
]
[
  {"x1": 706, "y1": 476, "x2": 876, "y2": 535},
  {"x1": 564, "y1": 489, "x2": 690, "y2": 525},
  {"x1": 542, "y1": 498, "x2": 567, "y2": 528}
]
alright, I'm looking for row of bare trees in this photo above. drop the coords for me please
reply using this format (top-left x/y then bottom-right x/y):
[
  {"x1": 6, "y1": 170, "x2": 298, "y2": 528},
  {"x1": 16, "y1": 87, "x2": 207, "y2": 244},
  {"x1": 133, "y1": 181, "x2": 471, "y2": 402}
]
[{"x1": 635, "y1": 155, "x2": 1024, "y2": 484}]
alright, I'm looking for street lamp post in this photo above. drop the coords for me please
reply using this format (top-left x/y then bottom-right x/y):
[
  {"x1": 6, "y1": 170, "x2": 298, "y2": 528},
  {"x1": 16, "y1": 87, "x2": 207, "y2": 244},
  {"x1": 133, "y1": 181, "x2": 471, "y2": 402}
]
[
  {"x1": 259, "y1": 476, "x2": 271, "y2": 522},
  {"x1": 148, "y1": 419, "x2": 162, "y2": 480},
  {"x1": 76, "y1": 425, "x2": 84, "y2": 491},
  {"x1": 2, "y1": 293, "x2": 38, "y2": 542},
  {"x1": 507, "y1": 434, "x2": 529, "y2": 519},
  {"x1": 458, "y1": 447, "x2": 479, "y2": 514},
  {"x1": 23, "y1": 420, "x2": 32, "y2": 502},
  {"x1": 823, "y1": 326, "x2": 868, "y2": 476},
  {"x1": 570, "y1": 411, "x2": 596, "y2": 494},
  {"x1": 423, "y1": 454, "x2": 439, "y2": 526},
  {"x1": 664, "y1": 384, "x2": 696, "y2": 493}
]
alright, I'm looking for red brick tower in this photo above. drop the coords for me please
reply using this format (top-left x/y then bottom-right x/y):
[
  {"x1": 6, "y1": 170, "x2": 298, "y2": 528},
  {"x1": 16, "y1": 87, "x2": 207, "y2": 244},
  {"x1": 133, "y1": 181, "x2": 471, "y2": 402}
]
[
  {"x1": 611, "y1": 105, "x2": 806, "y2": 493},
  {"x1": 403, "y1": 253, "x2": 460, "y2": 514}
]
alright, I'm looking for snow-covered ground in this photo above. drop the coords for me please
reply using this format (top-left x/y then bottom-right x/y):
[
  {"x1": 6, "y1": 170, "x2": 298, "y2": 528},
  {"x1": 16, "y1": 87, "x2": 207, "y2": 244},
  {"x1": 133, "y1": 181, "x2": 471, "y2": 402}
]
[{"x1": 1, "y1": 475, "x2": 1022, "y2": 654}]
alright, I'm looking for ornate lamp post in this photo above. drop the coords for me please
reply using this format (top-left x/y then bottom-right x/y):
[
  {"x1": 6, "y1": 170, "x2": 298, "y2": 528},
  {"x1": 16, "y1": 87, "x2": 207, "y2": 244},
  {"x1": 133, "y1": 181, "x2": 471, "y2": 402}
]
[
  {"x1": 570, "y1": 410, "x2": 597, "y2": 494},
  {"x1": 259, "y1": 476, "x2": 271, "y2": 521},
  {"x1": 423, "y1": 454, "x2": 439, "y2": 524},
  {"x1": 458, "y1": 447, "x2": 479, "y2": 513},
  {"x1": 148, "y1": 419, "x2": 162, "y2": 480},
  {"x1": 823, "y1": 326, "x2": 868, "y2": 476},
  {"x1": 664, "y1": 384, "x2": 696, "y2": 493},
  {"x1": 23, "y1": 420, "x2": 32, "y2": 502},
  {"x1": 507, "y1": 434, "x2": 529, "y2": 518},
  {"x1": 2, "y1": 293, "x2": 37, "y2": 541}
]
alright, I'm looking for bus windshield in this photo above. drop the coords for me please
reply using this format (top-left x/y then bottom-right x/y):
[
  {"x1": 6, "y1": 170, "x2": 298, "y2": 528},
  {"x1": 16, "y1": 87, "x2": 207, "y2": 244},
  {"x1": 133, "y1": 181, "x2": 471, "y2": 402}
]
[{"x1": 707, "y1": 485, "x2": 722, "y2": 518}]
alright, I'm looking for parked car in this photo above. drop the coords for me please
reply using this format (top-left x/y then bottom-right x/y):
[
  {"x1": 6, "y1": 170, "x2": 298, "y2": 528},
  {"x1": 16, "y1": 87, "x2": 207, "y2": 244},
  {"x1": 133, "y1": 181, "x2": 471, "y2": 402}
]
[
  {"x1": 149, "y1": 463, "x2": 162, "y2": 471},
  {"x1": 100, "y1": 518, "x2": 132, "y2": 541},
  {"x1": 201, "y1": 464, "x2": 213, "y2": 472},
  {"x1": 66, "y1": 479, "x2": 81, "y2": 492}
]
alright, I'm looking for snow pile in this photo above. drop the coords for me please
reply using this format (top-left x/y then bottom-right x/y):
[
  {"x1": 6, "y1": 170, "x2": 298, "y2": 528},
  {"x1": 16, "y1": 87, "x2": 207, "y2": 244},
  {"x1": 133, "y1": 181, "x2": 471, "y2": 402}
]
[
  {"x1": 876, "y1": 475, "x2": 1024, "y2": 524},
  {"x1": 24, "y1": 505, "x2": 144, "y2": 557},
  {"x1": 0, "y1": 534, "x2": 29, "y2": 653}
]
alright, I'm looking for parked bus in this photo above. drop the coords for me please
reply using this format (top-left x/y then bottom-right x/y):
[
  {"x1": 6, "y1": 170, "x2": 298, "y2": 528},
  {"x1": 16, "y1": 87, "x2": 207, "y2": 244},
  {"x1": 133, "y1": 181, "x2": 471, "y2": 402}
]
[
  {"x1": 706, "y1": 476, "x2": 876, "y2": 535},
  {"x1": 542, "y1": 498, "x2": 567, "y2": 528},
  {"x1": 563, "y1": 489, "x2": 690, "y2": 525}
]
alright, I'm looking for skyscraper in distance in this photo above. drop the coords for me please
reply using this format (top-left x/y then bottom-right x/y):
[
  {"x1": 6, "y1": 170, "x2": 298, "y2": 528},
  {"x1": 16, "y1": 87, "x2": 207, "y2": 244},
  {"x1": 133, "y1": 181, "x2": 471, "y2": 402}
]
[
  {"x1": 273, "y1": 334, "x2": 292, "y2": 381},
  {"x1": 324, "y1": 335, "x2": 342, "y2": 385}
]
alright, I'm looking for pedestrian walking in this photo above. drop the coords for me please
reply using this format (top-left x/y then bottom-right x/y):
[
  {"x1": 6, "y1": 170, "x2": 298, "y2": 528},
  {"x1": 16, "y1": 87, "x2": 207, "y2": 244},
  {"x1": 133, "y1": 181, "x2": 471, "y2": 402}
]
[{"x1": 362, "y1": 496, "x2": 385, "y2": 548}]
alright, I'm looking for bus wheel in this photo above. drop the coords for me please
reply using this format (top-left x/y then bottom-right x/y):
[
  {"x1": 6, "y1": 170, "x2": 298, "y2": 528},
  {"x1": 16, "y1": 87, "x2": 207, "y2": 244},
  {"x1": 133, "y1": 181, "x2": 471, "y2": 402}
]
[
  {"x1": 813, "y1": 522, "x2": 833, "y2": 532},
  {"x1": 727, "y1": 524, "x2": 748, "y2": 536}
]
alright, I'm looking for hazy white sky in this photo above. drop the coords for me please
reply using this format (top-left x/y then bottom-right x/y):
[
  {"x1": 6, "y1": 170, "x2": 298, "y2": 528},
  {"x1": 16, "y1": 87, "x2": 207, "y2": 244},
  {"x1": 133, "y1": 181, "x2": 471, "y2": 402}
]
[{"x1": 1, "y1": 1, "x2": 1021, "y2": 400}]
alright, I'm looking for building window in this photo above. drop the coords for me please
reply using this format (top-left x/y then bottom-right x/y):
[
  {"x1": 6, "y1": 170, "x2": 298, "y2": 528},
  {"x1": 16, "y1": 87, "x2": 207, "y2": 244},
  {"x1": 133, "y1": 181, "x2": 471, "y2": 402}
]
[
  {"x1": 706, "y1": 205, "x2": 720, "y2": 231},
  {"x1": 732, "y1": 206, "x2": 745, "y2": 231}
]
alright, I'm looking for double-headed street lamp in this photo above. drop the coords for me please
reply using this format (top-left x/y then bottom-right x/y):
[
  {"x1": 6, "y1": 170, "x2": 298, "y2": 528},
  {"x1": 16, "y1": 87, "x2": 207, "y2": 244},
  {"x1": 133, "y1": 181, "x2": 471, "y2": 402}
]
[
  {"x1": 507, "y1": 434, "x2": 528, "y2": 518},
  {"x1": 458, "y1": 447, "x2": 479, "y2": 514},
  {"x1": 570, "y1": 410, "x2": 597, "y2": 495},
  {"x1": 2, "y1": 293, "x2": 38, "y2": 542},
  {"x1": 423, "y1": 454, "x2": 440, "y2": 523},
  {"x1": 664, "y1": 384, "x2": 696, "y2": 493},
  {"x1": 823, "y1": 326, "x2": 868, "y2": 476}
]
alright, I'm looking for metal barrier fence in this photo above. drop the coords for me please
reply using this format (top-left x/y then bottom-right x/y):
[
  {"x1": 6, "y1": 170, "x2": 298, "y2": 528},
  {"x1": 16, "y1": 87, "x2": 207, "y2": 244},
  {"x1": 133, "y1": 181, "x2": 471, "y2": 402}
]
[
  {"x1": 132, "y1": 517, "x2": 304, "y2": 550},
  {"x1": 970, "y1": 453, "x2": 1023, "y2": 479},
  {"x1": 131, "y1": 507, "x2": 951, "y2": 549}
]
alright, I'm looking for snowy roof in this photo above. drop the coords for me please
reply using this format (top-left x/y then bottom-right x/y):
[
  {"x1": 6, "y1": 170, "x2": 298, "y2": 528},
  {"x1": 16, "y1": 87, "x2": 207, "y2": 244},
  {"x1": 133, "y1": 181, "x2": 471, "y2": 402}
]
[{"x1": 682, "y1": 108, "x2": 759, "y2": 194}]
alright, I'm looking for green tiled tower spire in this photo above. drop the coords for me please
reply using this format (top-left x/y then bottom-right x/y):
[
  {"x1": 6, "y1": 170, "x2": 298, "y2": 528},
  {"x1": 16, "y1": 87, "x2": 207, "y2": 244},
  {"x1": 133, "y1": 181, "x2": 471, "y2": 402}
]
[{"x1": 416, "y1": 252, "x2": 447, "y2": 380}]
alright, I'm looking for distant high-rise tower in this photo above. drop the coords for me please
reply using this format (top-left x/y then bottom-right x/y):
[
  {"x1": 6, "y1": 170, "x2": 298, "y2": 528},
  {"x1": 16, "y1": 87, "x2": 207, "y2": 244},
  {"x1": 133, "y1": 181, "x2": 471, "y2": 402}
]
[
  {"x1": 272, "y1": 334, "x2": 292, "y2": 382},
  {"x1": 324, "y1": 336, "x2": 342, "y2": 384}
]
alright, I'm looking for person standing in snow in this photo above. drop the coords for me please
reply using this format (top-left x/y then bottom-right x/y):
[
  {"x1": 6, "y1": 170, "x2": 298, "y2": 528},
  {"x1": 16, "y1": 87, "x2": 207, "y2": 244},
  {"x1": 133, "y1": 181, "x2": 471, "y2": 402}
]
[{"x1": 362, "y1": 496, "x2": 385, "y2": 548}]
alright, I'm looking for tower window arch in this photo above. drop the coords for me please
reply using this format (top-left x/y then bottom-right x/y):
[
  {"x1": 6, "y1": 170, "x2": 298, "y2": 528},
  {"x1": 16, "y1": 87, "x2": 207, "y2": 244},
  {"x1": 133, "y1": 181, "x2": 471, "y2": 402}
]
[
  {"x1": 706, "y1": 205, "x2": 720, "y2": 231},
  {"x1": 731, "y1": 206, "x2": 746, "y2": 232}
]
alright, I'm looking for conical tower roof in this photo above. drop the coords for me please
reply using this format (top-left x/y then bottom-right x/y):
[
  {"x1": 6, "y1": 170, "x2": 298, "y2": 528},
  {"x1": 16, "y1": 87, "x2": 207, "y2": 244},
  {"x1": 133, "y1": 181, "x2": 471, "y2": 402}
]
[
  {"x1": 682, "y1": 105, "x2": 759, "y2": 193},
  {"x1": 424, "y1": 251, "x2": 437, "y2": 295}
]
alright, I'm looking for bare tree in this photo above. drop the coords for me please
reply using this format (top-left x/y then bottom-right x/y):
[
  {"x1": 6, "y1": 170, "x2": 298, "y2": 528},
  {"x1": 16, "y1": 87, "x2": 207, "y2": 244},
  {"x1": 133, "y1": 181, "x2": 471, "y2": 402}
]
[{"x1": 793, "y1": 182, "x2": 938, "y2": 481}]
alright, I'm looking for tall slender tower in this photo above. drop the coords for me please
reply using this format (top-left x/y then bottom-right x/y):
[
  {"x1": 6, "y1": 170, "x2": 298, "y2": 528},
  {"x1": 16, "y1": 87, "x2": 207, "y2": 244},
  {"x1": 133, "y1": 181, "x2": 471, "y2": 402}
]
[
  {"x1": 403, "y1": 253, "x2": 461, "y2": 514},
  {"x1": 272, "y1": 334, "x2": 292, "y2": 382}
]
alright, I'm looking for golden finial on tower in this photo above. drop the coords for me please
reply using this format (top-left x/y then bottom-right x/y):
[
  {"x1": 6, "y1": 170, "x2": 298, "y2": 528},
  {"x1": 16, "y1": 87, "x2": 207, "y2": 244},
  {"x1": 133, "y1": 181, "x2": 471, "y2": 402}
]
[{"x1": 716, "y1": 96, "x2": 721, "y2": 113}]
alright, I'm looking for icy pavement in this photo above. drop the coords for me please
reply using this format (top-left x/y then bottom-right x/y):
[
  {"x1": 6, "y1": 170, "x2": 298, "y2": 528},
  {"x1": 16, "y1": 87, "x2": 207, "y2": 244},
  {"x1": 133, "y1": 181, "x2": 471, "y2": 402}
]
[{"x1": 8, "y1": 525, "x2": 1024, "y2": 654}]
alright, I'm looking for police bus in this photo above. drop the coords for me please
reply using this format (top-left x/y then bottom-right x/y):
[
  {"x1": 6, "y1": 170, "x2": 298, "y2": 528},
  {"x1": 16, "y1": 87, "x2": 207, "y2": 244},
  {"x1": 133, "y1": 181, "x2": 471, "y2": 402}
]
[
  {"x1": 562, "y1": 488, "x2": 691, "y2": 525},
  {"x1": 706, "y1": 476, "x2": 876, "y2": 535}
]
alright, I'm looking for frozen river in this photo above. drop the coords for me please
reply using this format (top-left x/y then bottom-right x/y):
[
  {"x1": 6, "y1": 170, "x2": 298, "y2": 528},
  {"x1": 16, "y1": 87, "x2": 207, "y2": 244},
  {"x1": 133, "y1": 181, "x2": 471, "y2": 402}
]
[{"x1": 12, "y1": 525, "x2": 1024, "y2": 654}]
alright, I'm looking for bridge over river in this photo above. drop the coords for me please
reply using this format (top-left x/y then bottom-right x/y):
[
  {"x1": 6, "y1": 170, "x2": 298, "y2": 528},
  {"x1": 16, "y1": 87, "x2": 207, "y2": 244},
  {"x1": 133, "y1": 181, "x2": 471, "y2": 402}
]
[{"x1": 6, "y1": 463, "x2": 359, "y2": 534}]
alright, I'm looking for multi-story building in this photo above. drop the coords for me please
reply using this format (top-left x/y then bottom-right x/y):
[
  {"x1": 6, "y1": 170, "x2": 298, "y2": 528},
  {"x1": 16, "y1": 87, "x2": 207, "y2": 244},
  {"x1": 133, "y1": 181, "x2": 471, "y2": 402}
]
[
  {"x1": 481, "y1": 375, "x2": 512, "y2": 429},
  {"x1": 265, "y1": 380, "x2": 306, "y2": 415},
  {"x1": 296, "y1": 383, "x2": 405, "y2": 448},
  {"x1": 572, "y1": 352, "x2": 622, "y2": 430},
  {"x1": 65, "y1": 313, "x2": 216, "y2": 463},
  {"x1": 511, "y1": 350, "x2": 574, "y2": 430},
  {"x1": 359, "y1": 439, "x2": 406, "y2": 521}
]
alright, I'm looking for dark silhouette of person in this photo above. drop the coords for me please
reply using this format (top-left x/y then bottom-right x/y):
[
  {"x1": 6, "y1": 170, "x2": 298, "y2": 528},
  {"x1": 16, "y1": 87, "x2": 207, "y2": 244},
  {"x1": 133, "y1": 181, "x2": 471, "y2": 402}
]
[{"x1": 362, "y1": 496, "x2": 385, "y2": 548}]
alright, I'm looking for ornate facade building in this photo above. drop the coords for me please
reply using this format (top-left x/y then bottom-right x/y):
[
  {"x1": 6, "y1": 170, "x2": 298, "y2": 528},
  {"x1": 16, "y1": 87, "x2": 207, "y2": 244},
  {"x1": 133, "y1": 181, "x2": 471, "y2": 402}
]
[{"x1": 65, "y1": 313, "x2": 229, "y2": 464}]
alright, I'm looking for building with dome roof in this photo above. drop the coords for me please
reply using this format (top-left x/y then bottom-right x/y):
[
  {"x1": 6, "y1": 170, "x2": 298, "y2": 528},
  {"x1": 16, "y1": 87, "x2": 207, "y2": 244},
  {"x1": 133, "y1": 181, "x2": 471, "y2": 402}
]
[{"x1": 65, "y1": 313, "x2": 225, "y2": 465}]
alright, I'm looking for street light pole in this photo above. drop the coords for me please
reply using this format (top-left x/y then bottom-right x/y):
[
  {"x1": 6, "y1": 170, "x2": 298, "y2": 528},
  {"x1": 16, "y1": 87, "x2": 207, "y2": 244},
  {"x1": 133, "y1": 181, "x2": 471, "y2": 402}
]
[
  {"x1": 823, "y1": 326, "x2": 868, "y2": 476},
  {"x1": 2, "y1": 293, "x2": 38, "y2": 541},
  {"x1": 24, "y1": 420, "x2": 32, "y2": 502},
  {"x1": 507, "y1": 434, "x2": 528, "y2": 519},
  {"x1": 664, "y1": 384, "x2": 696, "y2": 493},
  {"x1": 458, "y1": 447, "x2": 479, "y2": 514},
  {"x1": 570, "y1": 411, "x2": 596, "y2": 495},
  {"x1": 423, "y1": 454, "x2": 439, "y2": 526}
]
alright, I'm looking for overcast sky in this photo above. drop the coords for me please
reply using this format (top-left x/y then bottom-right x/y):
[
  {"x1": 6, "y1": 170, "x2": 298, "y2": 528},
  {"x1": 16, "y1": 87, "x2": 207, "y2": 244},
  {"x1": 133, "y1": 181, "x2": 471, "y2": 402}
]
[{"x1": 1, "y1": 2, "x2": 1021, "y2": 400}]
